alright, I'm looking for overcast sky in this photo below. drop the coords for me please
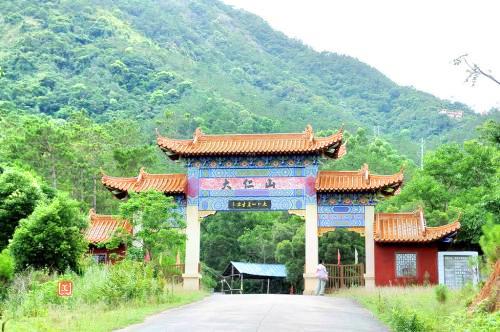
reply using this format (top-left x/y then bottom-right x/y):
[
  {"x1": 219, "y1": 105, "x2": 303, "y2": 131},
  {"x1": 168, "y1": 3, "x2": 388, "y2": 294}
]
[{"x1": 222, "y1": 0, "x2": 499, "y2": 113}]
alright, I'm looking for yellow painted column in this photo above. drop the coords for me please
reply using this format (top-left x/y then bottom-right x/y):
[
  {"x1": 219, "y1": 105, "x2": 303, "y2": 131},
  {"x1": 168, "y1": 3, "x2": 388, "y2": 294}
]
[
  {"x1": 364, "y1": 205, "x2": 375, "y2": 288},
  {"x1": 182, "y1": 205, "x2": 201, "y2": 290},
  {"x1": 303, "y1": 204, "x2": 319, "y2": 295}
]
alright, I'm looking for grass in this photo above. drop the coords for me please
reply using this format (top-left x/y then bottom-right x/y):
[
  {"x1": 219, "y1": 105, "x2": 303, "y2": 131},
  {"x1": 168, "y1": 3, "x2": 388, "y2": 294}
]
[
  {"x1": 0, "y1": 262, "x2": 209, "y2": 332},
  {"x1": 334, "y1": 285, "x2": 499, "y2": 332},
  {"x1": 6, "y1": 288, "x2": 207, "y2": 332}
]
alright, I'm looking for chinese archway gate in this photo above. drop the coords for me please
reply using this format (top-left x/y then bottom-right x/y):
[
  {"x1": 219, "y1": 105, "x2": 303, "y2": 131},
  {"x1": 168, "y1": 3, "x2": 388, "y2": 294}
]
[{"x1": 102, "y1": 125, "x2": 403, "y2": 294}]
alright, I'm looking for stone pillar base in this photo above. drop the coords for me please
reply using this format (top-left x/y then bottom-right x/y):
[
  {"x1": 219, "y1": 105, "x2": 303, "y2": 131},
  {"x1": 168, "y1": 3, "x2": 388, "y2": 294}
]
[
  {"x1": 182, "y1": 273, "x2": 202, "y2": 291},
  {"x1": 303, "y1": 273, "x2": 317, "y2": 295},
  {"x1": 364, "y1": 274, "x2": 375, "y2": 288}
]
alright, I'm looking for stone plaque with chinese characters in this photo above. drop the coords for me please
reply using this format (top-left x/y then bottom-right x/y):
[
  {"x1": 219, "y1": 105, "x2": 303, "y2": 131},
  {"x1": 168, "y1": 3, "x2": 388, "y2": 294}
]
[
  {"x1": 443, "y1": 255, "x2": 473, "y2": 288},
  {"x1": 228, "y1": 200, "x2": 271, "y2": 210}
]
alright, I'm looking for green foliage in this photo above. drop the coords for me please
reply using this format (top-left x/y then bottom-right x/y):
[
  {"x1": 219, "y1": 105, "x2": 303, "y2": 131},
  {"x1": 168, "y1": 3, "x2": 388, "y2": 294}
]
[
  {"x1": 10, "y1": 194, "x2": 87, "y2": 273},
  {"x1": 0, "y1": 109, "x2": 164, "y2": 213},
  {"x1": 380, "y1": 121, "x2": 500, "y2": 248},
  {"x1": 341, "y1": 286, "x2": 484, "y2": 332},
  {"x1": 479, "y1": 217, "x2": 500, "y2": 262},
  {"x1": 323, "y1": 128, "x2": 415, "y2": 176},
  {"x1": 0, "y1": 167, "x2": 43, "y2": 250},
  {"x1": 275, "y1": 226, "x2": 305, "y2": 288},
  {"x1": 0, "y1": 249, "x2": 15, "y2": 299},
  {"x1": 200, "y1": 264, "x2": 218, "y2": 290},
  {"x1": 1, "y1": 263, "x2": 205, "y2": 329},
  {"x1": 448, "y1": 310, "x2": 500, "y2": 332},
  {"x1": 434, "y1": 284, "x2": 448, "y2": 303},
  {"x1": 119, "y1": 191, "x2": 185, "y2": 261},
  {"x1": 0, "y1": 0, "x2": 496, "y2": 157},
  {"x1": 319, "y1": 229, "x2": 365, "y2": 264},
  {"x1": 390, "y1": 306, "x2": 428, "y2": 332},
  {"x1": 100, "y1": 260, "x2": 163, "y2": 305}
]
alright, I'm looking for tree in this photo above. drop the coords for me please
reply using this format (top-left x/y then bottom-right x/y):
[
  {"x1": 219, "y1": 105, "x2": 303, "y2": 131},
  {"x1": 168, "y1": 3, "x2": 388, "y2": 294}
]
[
  {"x1": 275, "y1": 225, "x2": 305, "y2": 290},
  {"x1": 238, "y1": 225, "x2": 275, "y2": 263},
  {"x1": 380, "y1": 121, "x2": 500, "y2": 248},
  {"x1": 319, "y1": 229, "x2": 365, "y2": 264},
  {"x1": 10, "y1": 194, "x2": 87, "y2": 272},
  {"x1": 480, "y1": 220, "x2": 499, "y2": 263},
  {"x1": 454, "y1": 54, "x2": 500, "y2": 87},
  {"x1": 0, "y1": 166, "x2": 43, "y2": 250},
  {"x1": 119, "y1": 191, "x2": 185, "y2": 262}
]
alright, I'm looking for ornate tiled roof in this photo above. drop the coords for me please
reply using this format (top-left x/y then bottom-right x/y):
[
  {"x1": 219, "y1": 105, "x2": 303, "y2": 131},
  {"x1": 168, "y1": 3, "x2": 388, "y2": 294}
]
[
  {"x1": 156, "y1": 125, "x2": 344, "y2": 160},
  {"x1": 101, "y1": 168, "x2": 187, "y2": 198},
  {"x1": 374, "y1": 209, "x2": 461, "y2": 243},
  {"x1": 85, "y1": 209, "x2": 132, "y2": 244},
  {"x1": 316, "y1": 164, "x2": 404, "y2": 195}
]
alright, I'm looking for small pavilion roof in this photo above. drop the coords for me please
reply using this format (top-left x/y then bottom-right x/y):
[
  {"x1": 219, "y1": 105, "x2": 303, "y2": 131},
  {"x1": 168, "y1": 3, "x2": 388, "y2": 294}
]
[
  {"x1": 316, "y1": 164, "x2": 404, "y2": 195},
  {"x1": 222, "y1": 261, "x2": 287, "y2": 279},
  {"x1": 374, "y1": 209, "x2": 461, "y2": 243},
  {"x1": 101, "y1": 168, "x2": 187, "y2": 198},
  {"x1": 156, "y1": 125, "x2": 344, "y2": 160},
  {"x1": 85, "y1": 209, "x2": 132, "y2": 244}
]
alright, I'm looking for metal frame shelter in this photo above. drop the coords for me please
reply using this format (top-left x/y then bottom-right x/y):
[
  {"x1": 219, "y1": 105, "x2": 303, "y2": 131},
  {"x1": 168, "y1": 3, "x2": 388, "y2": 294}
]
[{"x1": 221, "y1": 261, "x2": 287, "y2": 294}]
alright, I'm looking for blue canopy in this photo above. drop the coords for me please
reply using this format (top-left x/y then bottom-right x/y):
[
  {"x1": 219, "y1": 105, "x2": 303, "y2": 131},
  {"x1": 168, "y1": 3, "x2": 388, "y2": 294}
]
[{"x1": 223, "y1": 261, "x2": 287, "y2": 279}]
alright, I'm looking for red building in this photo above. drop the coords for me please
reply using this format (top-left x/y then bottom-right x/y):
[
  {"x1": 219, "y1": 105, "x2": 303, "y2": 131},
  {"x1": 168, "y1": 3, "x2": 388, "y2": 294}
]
[
  {"x1": 85, "y1": 209, "x2": 133, "y2": 264},
  {"x1": 374, "y1": 209, "x2": 460, "y2": 286}
]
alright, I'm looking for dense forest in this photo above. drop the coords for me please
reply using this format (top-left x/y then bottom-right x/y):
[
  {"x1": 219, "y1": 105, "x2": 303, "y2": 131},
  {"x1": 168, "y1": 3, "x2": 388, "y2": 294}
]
[
  {"x1": 0, "y1": 0, "x2": 499, "y2": 293},
  {"x1": 0, "y1": 0, "x2": 498, "y2": 157}
]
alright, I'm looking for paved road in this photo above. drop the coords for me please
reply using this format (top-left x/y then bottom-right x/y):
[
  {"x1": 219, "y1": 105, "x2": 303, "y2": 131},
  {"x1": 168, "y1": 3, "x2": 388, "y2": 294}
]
[{"x1": 117, "y1": 294, "x2": 388, "y2": 332}]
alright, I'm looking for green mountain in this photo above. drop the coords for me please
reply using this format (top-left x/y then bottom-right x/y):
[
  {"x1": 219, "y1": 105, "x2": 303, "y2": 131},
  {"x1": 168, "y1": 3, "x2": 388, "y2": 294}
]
[{"x1": 0, "y1": 0, "x2": 497, "y2": 157}]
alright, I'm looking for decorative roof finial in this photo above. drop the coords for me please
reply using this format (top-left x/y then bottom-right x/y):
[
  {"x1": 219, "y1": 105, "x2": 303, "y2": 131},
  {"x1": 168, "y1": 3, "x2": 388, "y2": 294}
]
[
  {"x1": 193, "y1": 127, "x2": 203, "y2": 144},
  {"x1": 155, "y1": 128, "x2": 161, "y2": 138},
  {"x1": 303, "y1": 124, "x2": 314, "y2": 143},
  {"x1": 360, "y1": 163, "x2": 369, "y2": 184},
  {"x1": 339, "y1": 123, "x2": 345, "y2": 133},
  {"x1": 99, "y1": 167, "x2": 106, "y2": 177},
  {"x1": 89, "y1": 208, "x2": 96, "y2": 216},
  {"x1": 418, "y1": 207, "x2": 426, "y2": 231},
  {"x1": 337, "y1": 141, "x2": 347, "y2": 159},
  {"x1": 137, "y1": 167, "x2": 146, "y2": 182}
]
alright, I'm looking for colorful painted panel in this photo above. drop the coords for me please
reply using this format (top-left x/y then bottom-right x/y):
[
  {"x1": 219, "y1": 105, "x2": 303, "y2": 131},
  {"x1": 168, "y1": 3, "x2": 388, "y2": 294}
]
[
  {"x1": 186, "y1": 155, "x2": 319, "y2": 169},
  {"x1": 188, "y1": 159, "x2": 318, "y2": 211},
  {"x1": 318, "y1": 193, "x2": 378, "y2": 206},
  {"x1": 318, "y1": 205, "x2": 365, "y2": 227},
  {"x1": 169, "y1": 195, "x2": 186, "y2": 227}
]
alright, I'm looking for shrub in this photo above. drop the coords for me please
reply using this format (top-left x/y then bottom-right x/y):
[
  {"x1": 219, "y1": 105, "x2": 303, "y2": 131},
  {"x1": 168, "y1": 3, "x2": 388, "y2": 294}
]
[
  {"x1": 0, "y1": 167, "x2": 43, "y2": 250},
  {"x1": 100, "y1": 260, "x2": 163, "y2": 305},
  {"x1": 434, "y1": 284, "x2": 448, "y2": 303},
  {"x1": 0, "y1": 249, "x2": 14, "y2": 300},
  {"x1": 200, "y1": 264, "x2": 218, "y2": 290},
  {"x1": 479, "y1": 217, "x2": 500, "y2": 263},
  {"x1": 4, "y1": 269, "x2": 62, "y2": 317},
  {"x1": 10, "y1": 194, "x2": 87, "y2": 273},
  {"x1": 448, "y1": 310, "x2": 500, "y2": 332},
  {"x1": 0, "y1": 249, "x2": 14, "y2": 283},
  {"x1": 390, "y1": 307, "x2": 428, "y2": 332}
]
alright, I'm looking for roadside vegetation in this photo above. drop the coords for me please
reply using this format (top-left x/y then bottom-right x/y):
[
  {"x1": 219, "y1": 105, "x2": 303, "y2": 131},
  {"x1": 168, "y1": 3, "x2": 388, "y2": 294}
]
[
  {"x1": 1, "y1": 262, "x2": 206, "y2": 332},
  {"x1": 337, "y1": 285, "x2": 499, "y2": 332},
  {"x1": 0, "y1": 169, "x2": 205, "y2": 331}
]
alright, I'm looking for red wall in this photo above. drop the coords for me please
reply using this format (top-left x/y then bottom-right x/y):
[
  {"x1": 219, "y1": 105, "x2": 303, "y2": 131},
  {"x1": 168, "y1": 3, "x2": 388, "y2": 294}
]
[
  {"x1": 375, "y1": 243, "x2": 438, "y2": 286},
  {"x1": 88, "y1": 245, "x2": 126, "y2": 264}
]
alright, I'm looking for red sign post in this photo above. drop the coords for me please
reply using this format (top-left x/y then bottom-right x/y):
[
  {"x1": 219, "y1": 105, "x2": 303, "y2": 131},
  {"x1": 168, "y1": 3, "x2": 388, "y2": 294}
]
[{"x1": 58, "y1": 280, "x2": 73, "y2": 297}]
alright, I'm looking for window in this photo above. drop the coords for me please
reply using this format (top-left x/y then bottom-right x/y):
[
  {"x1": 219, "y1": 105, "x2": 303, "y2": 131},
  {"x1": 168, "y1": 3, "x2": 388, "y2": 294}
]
[
  {"x1": 93, "y1": 254, "x2": 107, "y2": 264},
  {"x1": 395, "y1": 253, "x2": 417, "y2": 277}
]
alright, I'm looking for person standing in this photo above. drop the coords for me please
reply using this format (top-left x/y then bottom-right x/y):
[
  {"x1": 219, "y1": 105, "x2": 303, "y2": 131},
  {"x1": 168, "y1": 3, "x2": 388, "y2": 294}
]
[{"x1": 315, "y1": 260, "x2": 328, "y2": 295}]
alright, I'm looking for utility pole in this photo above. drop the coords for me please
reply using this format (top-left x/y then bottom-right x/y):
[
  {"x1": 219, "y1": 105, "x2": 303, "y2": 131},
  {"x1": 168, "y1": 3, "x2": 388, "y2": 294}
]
[{"x1": 420, "y1": 138, "x2": 425, "y2": 170}]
